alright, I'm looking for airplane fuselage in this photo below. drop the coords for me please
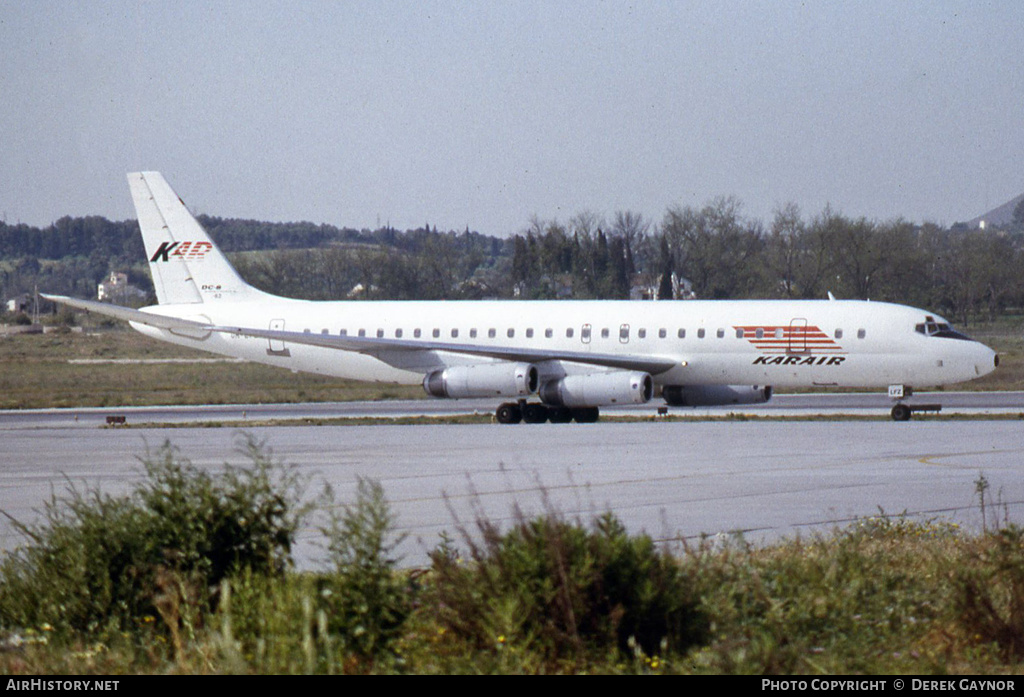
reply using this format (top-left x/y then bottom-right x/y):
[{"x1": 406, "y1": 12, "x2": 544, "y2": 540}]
[{"x1": 134, "y1": 297, "x2": 997, "y2": 390}]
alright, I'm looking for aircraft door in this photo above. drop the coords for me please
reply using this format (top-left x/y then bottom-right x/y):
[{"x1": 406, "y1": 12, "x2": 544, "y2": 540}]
[
  {"x1": 788, "y1": 318, "x2": 808, "y2": 354},
  {"x1": 267, "y1": 319, "x2": 291, "y2": 357},
  {"x1": 581, "y1": 323, "x2": 592, "y2": 345}
]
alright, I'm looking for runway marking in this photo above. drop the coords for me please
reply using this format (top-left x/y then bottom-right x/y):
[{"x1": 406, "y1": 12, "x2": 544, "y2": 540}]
[{"x1": 917, "y1": 449, "x2": 1021, "y2": 467}]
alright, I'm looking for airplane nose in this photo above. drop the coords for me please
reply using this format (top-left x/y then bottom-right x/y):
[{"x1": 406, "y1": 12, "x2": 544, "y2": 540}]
[{"x1": 978, "y1": 346, "x2": 998, "y2": 377}]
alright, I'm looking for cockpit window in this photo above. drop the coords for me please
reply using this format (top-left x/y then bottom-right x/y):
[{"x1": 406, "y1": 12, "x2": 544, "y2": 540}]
[{"x1": 915, "y1": 315, "x2": 973, "y2": 341}]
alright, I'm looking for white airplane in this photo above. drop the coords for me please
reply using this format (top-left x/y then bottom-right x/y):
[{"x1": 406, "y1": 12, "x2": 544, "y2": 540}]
[{"x1": 45, "y1": 172, "x2": 999, "y2": 423}]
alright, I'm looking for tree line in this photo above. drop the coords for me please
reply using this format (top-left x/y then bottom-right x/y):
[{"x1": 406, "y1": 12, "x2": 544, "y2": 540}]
[
  {"x1": 3, "y1": 198, "x2": 1023, "y2": 324},
  {"x1": 506, "y1": 199, "x2": 1024, "y2": 323}
]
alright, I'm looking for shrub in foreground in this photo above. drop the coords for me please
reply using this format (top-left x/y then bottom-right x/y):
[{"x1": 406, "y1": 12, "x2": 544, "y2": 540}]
[
  {"x1": 952, "y1": 524, "x2": 1024, "y2": 660},
  {"x1": 215, "y1": 478, "x2": 412, "y2": 673},
  {"x1": 428, "y1": 510, "x2": 707, "y2": 663},
  {"x1": 0, "y1": 436, "x2": 307, "y2": 637}
]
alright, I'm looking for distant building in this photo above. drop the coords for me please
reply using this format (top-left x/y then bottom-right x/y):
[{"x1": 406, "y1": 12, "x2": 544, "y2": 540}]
[
  {"x1": 6, "y1": 294, "x2": 33, "y2": 314},
  {"x1": 97, "y1": 272, "x2": 145, "y2": 303},
  {"x1": 630, "y1": 273, "x2": 695, "y2": 301},
  {"x1": 346, "y1": 283, "x2": 380, "y2": 299}
]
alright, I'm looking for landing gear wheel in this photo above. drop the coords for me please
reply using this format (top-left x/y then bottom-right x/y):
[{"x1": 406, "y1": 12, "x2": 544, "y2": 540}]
[
  {"x1": 522, "y1": 403, "x2": 550, "y2": 424},
  {"x1": 547, "y1": 407, "x2": 573, "y2": 423},
  {"x1": 891, "y1": 403, "x2": 912, "y2": 422},
  {"x1": 571, "y1": 407, "x2": 600, "y2": 423},
  {"x1": 496, "y1": 402, "x2": 522, "y2": 424}
]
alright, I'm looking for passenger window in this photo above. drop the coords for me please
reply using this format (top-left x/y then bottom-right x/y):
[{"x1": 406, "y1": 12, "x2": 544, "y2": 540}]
[
  {"x1": 581, "y1": 326, "x2": 591, "y2": 340},
  {"x1": 858, "y1": 329, "x2": 866, "y2": 339},
  {"x1": 488, "y1": 328, "x2": 496, "y2": 338},
  {"x1": 377, "y1": 329, "x2": 384, "y2": 338},
  {"x1": 678, "y1": 328, "x2": 685, "y2": 339},
  {"x1": 451, "y1": 329, "x2": 459, "y2": 338},
  {"x1": 835, "y1": 328, "x2": 843, "y2": 339},
  {"x1": 638, "y1": 328, "x2": 647, "y2": 339},
  {"x1": 321, "y1": 329, "x2": 329, "y2": 335},
  {"x1": 432, "y1": 328, "x2": 440, "y2": 338},
  {"x1": 601, "y1": 328, "x2": 610, "y2": 339},
  {"x1": 755, "y1": 328, "x2": 764, "y2": 339},
  {"x1": 566, "y1": 328, "x2": 575, "y2": 338},
  {"x1": 619, "y1": 325, "x2": 629, "y2": 342},
  {"x1": 470, "y1": 328, "x2": 477, "y2": 338},
  {"x1": 735, "y1": 328, "x2": 743, "y2": 339},
  {"x1": 717, "y1": 329, "x2": 725, "y2": 338},
  {"x1": 507, "y1": 328, "x2": 515, "y2": 338},
  {"x1": 697, "y1": 328, "x2": 705, "y2": 339},
  {"x1": 339, "y1": 329, "x2": 348, "y2": 336},
  {"x1": 526, "y1": 328, "x2": 534, "y2": 338},
  {"x1": 395, "y1": 329, "x2": 403, "y2": 338},
  {"x1": 358, "y1": 329, "x2": 366, "y2": 337},
  {"x1": 304, "y1": 329, "x2": 311, "y2": 334},
  {"x1": 775, "y1": 328, "x2": 784, "y2": 339},
  {"x1": 545, "y1": 328, "x2": 553, "y2": 338},
  {"x1": 659, "y1": 328, "x2": 667, "y2": 339},
  {"x1": 414, "y1": 328, "x2": 421, "y2": 338}
]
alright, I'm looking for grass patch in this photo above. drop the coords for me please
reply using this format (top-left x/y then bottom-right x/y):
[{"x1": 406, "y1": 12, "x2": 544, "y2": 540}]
[{"x1": 0, "y1": 330, "x2": 423, "y2": 409}]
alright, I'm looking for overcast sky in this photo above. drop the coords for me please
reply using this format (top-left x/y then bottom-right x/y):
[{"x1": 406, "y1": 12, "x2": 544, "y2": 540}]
[{"x1": 2, "y1": 0, "x2": 1022, "y2": 235}]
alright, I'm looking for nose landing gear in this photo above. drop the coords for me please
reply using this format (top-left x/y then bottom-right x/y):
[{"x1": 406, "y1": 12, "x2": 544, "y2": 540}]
[{"x1": 888, "y1": 385, "x2": 942, "y2": 421}]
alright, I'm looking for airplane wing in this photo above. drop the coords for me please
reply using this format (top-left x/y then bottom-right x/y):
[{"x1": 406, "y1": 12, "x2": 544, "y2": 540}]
[
  {"x1": 43, "y1": 295, "x2": 680, "y2": 375},
  {"x1": 216, "y1": 323, "x2": 680, "y2": 374}
]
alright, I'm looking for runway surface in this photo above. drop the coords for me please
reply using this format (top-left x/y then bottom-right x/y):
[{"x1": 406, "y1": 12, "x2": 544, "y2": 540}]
[
  {"x1": 1, "y1": 394, "x2": 1023, "y2": 568},
  {"x1": 2, "y1": 391, "x2": 1023, "y2": 428}
]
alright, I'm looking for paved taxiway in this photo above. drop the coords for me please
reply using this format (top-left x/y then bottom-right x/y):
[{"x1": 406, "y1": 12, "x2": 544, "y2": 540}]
[{"x1": 1, "y1": 395, "x2": 1022, "y2": 567}]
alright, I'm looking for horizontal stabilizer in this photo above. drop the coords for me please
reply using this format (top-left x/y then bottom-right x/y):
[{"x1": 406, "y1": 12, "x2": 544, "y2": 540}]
[{"x1": 41, "y1": 295, "x2": 210, "y2": 333}]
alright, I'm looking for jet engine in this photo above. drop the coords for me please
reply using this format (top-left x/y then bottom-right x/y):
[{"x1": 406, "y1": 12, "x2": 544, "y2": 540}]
[
  {"x1": 538, "y1": 371, "x2": 654, "y2": 407},
  {"x1": 662, "y1": 385, "x2": 773, "y2": 407},
  {"x1": 423, "y1": 362, "x2": 539, "y2": 399}
]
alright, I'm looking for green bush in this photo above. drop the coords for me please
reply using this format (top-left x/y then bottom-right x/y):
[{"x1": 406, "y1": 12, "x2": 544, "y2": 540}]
[
  {"x1": 319, "y1": 478, "x2": 411, "y2": 662},
  {"x1": 213, "y1": 478, "x2": 411, "y2": 672},
  {"x1": 0, "y1": 436, "x2": 307, "y2": 637},
  {"x1": 951, "y1": 524, "x2": 1024, "y2": 659},
  {"x1": 685, "y1": 518, "x2": 959, "y2": 674},
  {"x1": 428, "y1": 511, "x2": 706, "y2": 663}
]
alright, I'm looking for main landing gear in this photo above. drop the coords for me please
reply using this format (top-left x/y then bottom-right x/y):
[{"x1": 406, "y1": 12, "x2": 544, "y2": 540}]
[
  {"x1": 888, "y1": 385, "x2": 942, "y2": 422},
  {"x1": 495, "y1": 400, "x2": 600, "y2": 424}
]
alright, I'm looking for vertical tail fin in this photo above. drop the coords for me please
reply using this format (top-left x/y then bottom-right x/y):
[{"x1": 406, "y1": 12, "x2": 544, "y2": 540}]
[{"x1": 129, "y1": 171, "x2": 260, "y2": 304}]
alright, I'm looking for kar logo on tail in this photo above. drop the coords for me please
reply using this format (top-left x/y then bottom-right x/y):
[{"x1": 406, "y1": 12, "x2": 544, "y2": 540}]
[{"x1": 149, "y1": 241, "x2": 214, "y2": 262}]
